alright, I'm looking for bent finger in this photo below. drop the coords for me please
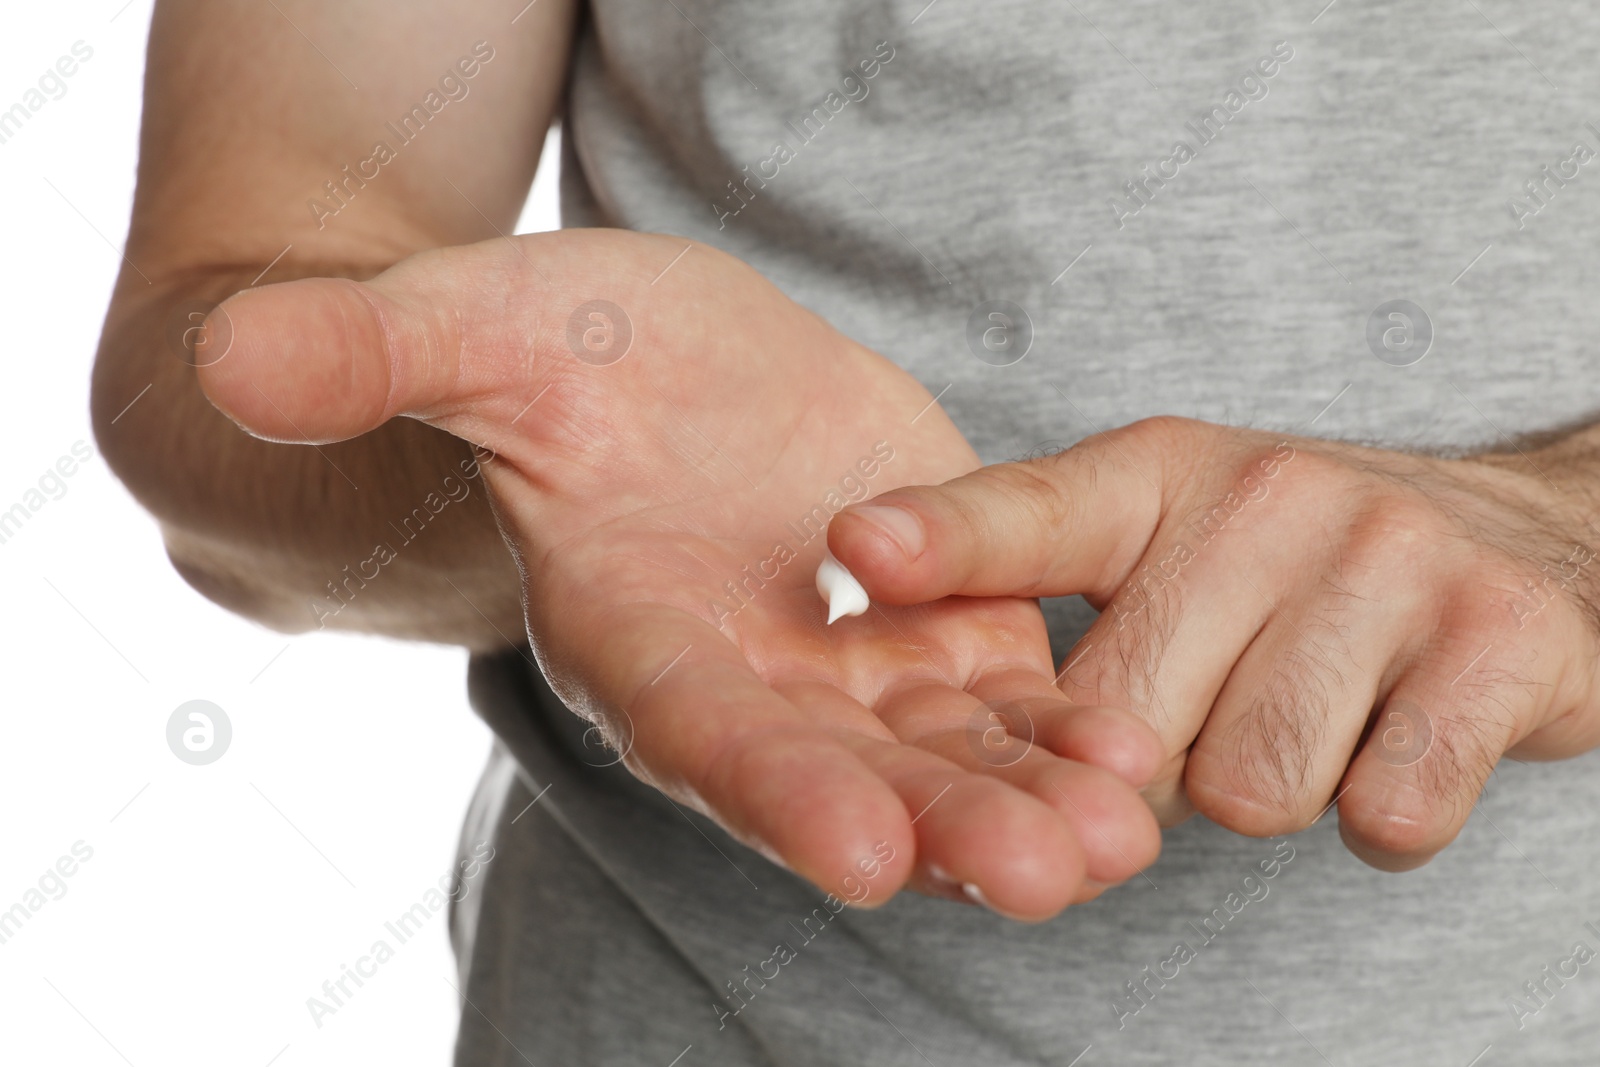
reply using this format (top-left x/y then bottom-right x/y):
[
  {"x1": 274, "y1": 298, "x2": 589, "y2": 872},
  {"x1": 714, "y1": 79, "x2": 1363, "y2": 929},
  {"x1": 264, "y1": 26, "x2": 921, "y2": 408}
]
[{"x1": 827, "y1": 419, "x2": 1191, "y2": 606}]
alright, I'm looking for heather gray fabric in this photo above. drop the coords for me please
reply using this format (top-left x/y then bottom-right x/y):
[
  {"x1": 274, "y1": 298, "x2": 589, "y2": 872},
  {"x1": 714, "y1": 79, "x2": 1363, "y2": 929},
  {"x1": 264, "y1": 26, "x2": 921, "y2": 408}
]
[{"x1": 451, "y1": 2, "x2": 1600, "y2": 1063}]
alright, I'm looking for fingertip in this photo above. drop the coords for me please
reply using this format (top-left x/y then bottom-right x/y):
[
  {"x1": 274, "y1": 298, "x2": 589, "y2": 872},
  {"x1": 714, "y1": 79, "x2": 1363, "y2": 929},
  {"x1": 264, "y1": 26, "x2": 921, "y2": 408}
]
[
  {"x1": 828, "y1": 820, "x2": 919, "y2": 908},
  {"x1": 1071, "y1": 879, "x2": 1114, "y2": 905},
  {"x1": 1336, "y1": 717, "x2": 1487, "y2": 872},
  {"x1": 1337, "y1": 812, "x2": 1444, "y2": 873},
  {"x1": 1333, "y1": 773, "x2": 1454, "y2": 873},
  {"x1": 828, "y1": 497, "x2": 949, "y2": 605},
  {"x1": 845, "y1": 502, "x2": 928, "y2": 559},
  {"x1": 917, "y1": 782, "x2": 1087, "y2": 922},
  {"x1": 1041, "y1": 705, "x2": 1166, "y2": 788},
  {"x1": 1114, "y1": 714, "x2": 1167, "y2": 789},
  {"x1": 197, "y1": 277, "x2": 394, "y2": 444},
  {"x1": 703, "y1": 728, "x2": 918, "y2": 902},
  {"x1": 1049, "y1": 764, "x2": 1163, "y2": 883}
]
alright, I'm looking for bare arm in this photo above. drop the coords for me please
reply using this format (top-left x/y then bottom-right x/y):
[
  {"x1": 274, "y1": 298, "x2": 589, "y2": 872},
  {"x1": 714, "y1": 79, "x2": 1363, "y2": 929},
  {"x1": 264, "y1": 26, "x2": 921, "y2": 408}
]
[
  {"x1": 91, "y1": 0, "x2": 1167, "y2": 912},
  {"x1": 90, "y1": 0, "x2": 576, "y2": 648}
]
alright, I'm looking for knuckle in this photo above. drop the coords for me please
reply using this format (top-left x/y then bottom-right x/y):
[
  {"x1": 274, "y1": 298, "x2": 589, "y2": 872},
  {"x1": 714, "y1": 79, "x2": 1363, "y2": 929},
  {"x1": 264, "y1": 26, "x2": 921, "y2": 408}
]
[
  {"x1": 1119, "y1": 414, "x2": 1201, "y2": 451},
  {"x1": 1454, "y1": 577, "x2": 1530, "y2": 643},
  {"x1": 1343, "y1": 492, "x2": 1448, "y2": 573},
  {"x1": 1189, "y1": 701, "x2": 1324, "y2": 836},
  {"x1": 1106, "y1": 416, "x2": 1204, "y2": 489},
  {"x1": 1415, "y1": 710, "x2": 1502, "y2": 806},
  {"x1": 1492, "y1": 546, "x2": 1597, "y2": 640},
  {"x1": 1228, "y1": 438, "x2": 1296, "y2": 485},
  {"x1": 1189, "y1": 659, "x2": 1338, "y2": 835},
  {"x1": 987, "y1": 457, "x2": 1081, "y2": 538},
  {"x1": 1072, "y1": 586, "x2": 1184, "y2": 719}
]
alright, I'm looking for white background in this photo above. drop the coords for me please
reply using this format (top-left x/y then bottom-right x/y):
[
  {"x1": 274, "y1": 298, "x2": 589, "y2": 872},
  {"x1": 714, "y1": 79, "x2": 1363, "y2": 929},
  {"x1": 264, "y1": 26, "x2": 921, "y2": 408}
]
[{"x1": 0, "y1": 4, "x2": 562, "y2": 1063}]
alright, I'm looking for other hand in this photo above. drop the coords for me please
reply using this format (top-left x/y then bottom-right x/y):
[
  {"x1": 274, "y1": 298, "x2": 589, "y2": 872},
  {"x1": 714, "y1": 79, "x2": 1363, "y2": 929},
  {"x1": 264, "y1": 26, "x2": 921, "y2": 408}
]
[{"x1": 830, "y1": 416, "x2": 1600, "y2": 870}]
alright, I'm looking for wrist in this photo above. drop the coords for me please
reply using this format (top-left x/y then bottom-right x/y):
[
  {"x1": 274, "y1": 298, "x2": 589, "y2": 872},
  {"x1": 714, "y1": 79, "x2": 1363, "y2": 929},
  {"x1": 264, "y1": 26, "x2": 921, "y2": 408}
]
[
  {"x1": 92, "y1": 258, "x2": 524, "y2": 649},
  {"x1": 1468, "y1": 425, "x2": 1600, "y2": 533}
]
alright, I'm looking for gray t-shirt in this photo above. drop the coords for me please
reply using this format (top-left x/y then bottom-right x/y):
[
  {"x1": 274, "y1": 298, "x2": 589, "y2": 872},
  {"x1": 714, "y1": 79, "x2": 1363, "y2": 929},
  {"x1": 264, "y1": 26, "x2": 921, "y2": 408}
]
[{"x1": 450, "y1": 2, "x2": 1600, "y2": 1063}]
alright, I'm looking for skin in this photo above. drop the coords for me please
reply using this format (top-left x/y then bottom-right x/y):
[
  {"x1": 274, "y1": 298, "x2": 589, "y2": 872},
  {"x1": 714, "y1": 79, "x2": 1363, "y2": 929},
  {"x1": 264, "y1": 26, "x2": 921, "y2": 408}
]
[
  {"x1": 91, "y1": 0, "x2": 1159, "y2": 918},
  {"x1": 829, "y1": 416, "x2": 1600, "y2": 871}
]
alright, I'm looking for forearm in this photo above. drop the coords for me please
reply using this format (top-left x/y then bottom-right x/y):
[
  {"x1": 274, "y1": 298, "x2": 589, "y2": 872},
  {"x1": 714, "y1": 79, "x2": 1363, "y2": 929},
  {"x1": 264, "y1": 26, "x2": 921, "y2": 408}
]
[
  {"x1": 91, "y1": 261, "x2": 523, "y2": 648},
  {"x1": 87, "y1": 0, "x2": 574, "y2": 648}
]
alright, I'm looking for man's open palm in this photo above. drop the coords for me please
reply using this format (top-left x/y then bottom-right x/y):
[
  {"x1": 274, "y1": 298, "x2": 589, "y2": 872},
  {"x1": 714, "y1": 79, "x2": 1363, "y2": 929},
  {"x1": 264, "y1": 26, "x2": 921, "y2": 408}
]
[{"x1": 197, "y1": 230, "x2": 1160, "y2": 918}]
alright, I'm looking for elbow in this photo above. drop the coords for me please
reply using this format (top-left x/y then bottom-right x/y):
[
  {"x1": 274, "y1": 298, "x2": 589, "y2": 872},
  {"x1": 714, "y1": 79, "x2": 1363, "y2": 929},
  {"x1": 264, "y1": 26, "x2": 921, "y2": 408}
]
[
  {"x1": 89, "y1": 329, "x2": 185, "y2": 520},
  {"x1": 164, "y1": 535, "x2": 318, "y2": 636}
]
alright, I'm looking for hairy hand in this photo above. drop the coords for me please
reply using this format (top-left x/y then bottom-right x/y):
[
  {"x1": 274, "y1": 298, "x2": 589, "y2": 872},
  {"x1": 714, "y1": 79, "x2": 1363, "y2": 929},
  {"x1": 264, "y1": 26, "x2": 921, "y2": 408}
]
[{"x1": 830, "y1": 416, "x2": 1600, "y2": 870}]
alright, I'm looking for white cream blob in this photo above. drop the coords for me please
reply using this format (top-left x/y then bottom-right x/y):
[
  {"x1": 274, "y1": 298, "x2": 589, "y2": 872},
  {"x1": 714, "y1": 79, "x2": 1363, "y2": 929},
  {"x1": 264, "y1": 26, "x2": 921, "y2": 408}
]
[{"x1": 815, "y1": 550, "x2": 870, "y2": 624}]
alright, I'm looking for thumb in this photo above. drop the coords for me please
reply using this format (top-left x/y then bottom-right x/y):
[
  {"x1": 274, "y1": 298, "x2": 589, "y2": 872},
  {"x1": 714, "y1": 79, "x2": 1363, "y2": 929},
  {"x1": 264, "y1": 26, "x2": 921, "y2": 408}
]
[
  {"x1": 196, "y1": 244, "x2": 533, "y2": 446},
  {"x1": 828, "y1": 427, "x2": 1174, "y2": 606}
]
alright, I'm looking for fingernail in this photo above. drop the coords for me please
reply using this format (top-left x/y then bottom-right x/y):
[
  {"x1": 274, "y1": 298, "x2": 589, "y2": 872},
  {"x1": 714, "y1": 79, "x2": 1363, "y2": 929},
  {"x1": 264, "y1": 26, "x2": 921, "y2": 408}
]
[
  {"x1": 961, "y1": 881, "x2": 1033, "y2": 921},
  {"x1": 926, "y1": 865, "x2": 978, "y2": 906},
  {"x1": 850, "y1": 504, "x2": 926, "y2": 559}
]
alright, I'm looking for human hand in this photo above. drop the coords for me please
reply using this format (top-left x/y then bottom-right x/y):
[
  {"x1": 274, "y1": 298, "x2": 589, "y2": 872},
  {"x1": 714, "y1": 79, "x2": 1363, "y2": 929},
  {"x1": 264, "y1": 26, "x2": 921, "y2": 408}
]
[
  {"x1": 828, "y1": 416, "x2": 1600, "y2": 870},
  {"x1": 195, "y1": 229, "x2": 1162, "y2": 918}
]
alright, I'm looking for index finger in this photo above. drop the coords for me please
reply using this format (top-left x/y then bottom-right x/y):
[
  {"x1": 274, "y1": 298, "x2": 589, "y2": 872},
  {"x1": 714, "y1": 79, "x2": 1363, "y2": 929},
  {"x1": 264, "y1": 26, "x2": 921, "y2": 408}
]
[{"x1": 827, "y1": 417, "x2": 1188, "y2": 606}]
